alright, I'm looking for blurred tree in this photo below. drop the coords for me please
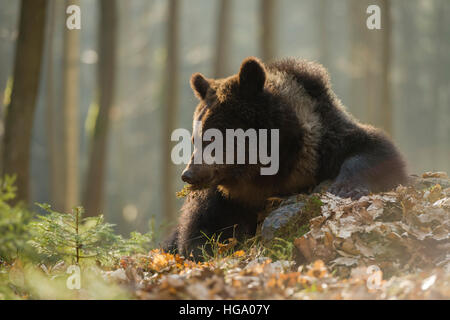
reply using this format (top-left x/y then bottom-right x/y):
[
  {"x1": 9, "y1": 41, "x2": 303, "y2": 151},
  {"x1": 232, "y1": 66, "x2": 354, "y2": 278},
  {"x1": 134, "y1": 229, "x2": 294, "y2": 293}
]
[
  {"x1": 213, "y1": 0, "x2": 232, "y2": 78},
  {"x1": 44, "y1": 0, "x2": 63, "y2": 210},
  {"x1": 161, "y1": 0, "x2": 180, "y2": 225},
  {"x1": 84, "y1": 0, "x2": 117, "y2": 217},
  {"x1": 61, "y1": 0, "x2": 80, "y2": 212},
  {"x1": 380, "y1": 0, "x2": 392, "y2": 136},
  {"x1": 433, "y1": 0, "x2": 449, "y2": 170},
  {"x1": 349, "y1": 0, "x2": 369, "y2": 122},
  {"x1": 260, "y1": 0, "x2": 277, "y2": 62},
  {"x1": 349, "y1": 0, "x2": 390, "y2": 133},
  {"x1": 2, "y1": 0, "x2": 47, "y2": 204},
  {"x1": 317, "y1": 0, "x2": 330, "y2": 68},
  {"x1": 0, "y1": 2, "x2": 20, "y2": 152}
]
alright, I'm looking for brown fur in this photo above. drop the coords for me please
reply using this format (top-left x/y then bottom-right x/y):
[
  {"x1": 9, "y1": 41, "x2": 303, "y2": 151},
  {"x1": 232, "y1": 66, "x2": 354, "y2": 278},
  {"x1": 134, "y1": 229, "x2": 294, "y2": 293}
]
[{"x1": 165, "y1": 57, "x2": 408, "y2": 259}]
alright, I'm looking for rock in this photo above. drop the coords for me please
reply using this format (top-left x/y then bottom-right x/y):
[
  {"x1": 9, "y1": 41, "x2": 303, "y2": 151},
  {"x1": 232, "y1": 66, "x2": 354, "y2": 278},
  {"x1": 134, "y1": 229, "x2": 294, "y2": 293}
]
[
  {"x1": 410, "y1": 175, "x2": 450, "y2": 190},
  {"x1": 261, "y1": 202, "x2": 305, "y2": 242},
  {"x1": 261, "y1": 174, "x2": 450, "y2": 266}
]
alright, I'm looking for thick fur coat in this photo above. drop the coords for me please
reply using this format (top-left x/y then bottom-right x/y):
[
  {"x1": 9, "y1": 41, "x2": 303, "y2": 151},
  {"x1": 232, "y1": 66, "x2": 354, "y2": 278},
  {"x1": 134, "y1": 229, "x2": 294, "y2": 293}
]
[{"x1": 164, "y1": 57, "x2": 408, "y2": 258}]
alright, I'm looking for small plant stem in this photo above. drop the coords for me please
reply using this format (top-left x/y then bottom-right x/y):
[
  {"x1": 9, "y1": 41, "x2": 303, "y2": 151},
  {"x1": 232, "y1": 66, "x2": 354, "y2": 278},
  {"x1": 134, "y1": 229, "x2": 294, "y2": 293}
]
[{"x1": 75, "y1": 208, "x2": 80, "y2": 264}]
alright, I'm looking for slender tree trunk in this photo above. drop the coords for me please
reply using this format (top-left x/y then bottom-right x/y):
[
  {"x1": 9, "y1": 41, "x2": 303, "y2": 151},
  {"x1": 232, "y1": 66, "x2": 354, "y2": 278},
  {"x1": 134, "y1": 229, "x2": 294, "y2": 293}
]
[
  {"x1": 61, "y1": 0, "x2": 80, "y2": 212},
  {"x1": 115, "y1": 0, "x2": 130, "y2": 233},
  {"x1": 434, "y1": 1, "x2": 447, "y2": 170},
  {"x1": 349, "y1": 0, "x2": 376, "y2": 123},
  {"x1": 44, "y1": 0, "x2": 62, "y2": 209},
  {"x1": 260, "y1": 0, "x2": 277, "y2": 63},
  {"x1": 162, "y1": 0, "x2": 180, "y2": 225},
  {"x1": 213, "y1": 0, "x2": 232, "y2": 78},
  {"x1": 317, "y1": 0, "x2": 330, "y2": 67},
  {"x1": 2, "y1": 0, "x2": 47, "y2": 204},
  {"x1": 84, "y1": 0, "x2": 117, "y2": 217},
  {"x1": 380, "y1": 0, "x2": 392, "y2": 136},
  {"x1": 349, "y1": 0, "x2": 365, "y2": 121},
  {"x1": 349, "y1": 0, "x2": 391, "y2": 131}
]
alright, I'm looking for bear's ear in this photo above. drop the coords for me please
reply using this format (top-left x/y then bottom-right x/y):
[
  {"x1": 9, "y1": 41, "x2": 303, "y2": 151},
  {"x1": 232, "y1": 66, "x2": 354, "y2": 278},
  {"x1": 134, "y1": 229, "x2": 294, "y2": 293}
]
[
  {"x1": 238, "y1": 57, "x2": 266, "y2": 96},
  {"x1": 190, "y1": 73, "x2": 210, "y2": 100}
]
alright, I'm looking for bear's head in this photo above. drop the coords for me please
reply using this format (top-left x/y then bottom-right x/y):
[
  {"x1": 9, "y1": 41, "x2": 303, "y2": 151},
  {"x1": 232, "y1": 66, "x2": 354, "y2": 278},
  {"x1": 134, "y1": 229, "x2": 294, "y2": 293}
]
[{"x1": 182, "y1": 57, "x2": 304, "y2": 201}]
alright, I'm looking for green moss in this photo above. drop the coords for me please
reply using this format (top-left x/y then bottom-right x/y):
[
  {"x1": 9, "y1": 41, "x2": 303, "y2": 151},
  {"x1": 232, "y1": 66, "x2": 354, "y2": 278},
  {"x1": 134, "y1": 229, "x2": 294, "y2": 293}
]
[
  {"x1": 274, "y1": 196, "x2": 322, "y2": 241},
  {"x1": 264, "y1": 237, "x2": 295, "y2": 261},
  {"x1": 303, "y1": 195, "x2": 323, "y2": 217},
  {"x1": 263, "y1": 195, "x2": 324, "y2": 261}
]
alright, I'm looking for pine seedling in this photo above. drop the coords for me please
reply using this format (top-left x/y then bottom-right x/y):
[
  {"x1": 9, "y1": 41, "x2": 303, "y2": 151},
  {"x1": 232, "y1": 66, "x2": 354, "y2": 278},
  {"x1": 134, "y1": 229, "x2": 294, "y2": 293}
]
[{"x1": 29, "y1": 204, "x2": 124, "y2": 265}]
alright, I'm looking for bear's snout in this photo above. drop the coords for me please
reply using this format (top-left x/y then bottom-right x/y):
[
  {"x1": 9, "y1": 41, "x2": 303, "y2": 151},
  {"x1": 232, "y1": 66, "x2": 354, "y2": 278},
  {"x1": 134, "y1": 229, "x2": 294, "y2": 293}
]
[
  {"x1": 181, "y1": 169, "x2": 195, "y2": 184},
  {"x1": 181, "y1": 163, "x2": 218, "y2": 187},
  {"x1": 181, "y1": 165, "x2": 210, "y2": 185}
]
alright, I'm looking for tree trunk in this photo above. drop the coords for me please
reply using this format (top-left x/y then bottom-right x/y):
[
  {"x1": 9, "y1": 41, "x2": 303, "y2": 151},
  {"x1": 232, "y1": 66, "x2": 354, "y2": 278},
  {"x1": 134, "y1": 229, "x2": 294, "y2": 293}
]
[
  {"x1": 61, "y1": 0, "x2": 80, "y2": 212},
  {"x1": 433, "y1": 1, "x2": 448, "y2": 171},
  {"x1": 260, "y1": 0, "x2": 277, "y2": 63},
  {"x1": 162, "y1": 0, "x2": 180, "y2": 225},
  {"x1": 317, "y1": 0, "x2": 329, "y2": 67},
  {"x1": 349, "y1": 0, "x2": 392, "y2": 133},
  {"x1": 349, "y1": 0, "x2": 366, "y2": 121},
  {"x1": 380, "y1": 0, "x2": 392, "y2": 136},
  {"x1": 2, "y1": 0, "x2": 47, "y2": 204},
  {"x1": 84, "y1": 0, "x2": 117, "y2": 217},
  {"x1": 44, "y1": 0, "x2": 63, "y2": 209},
  {"x1": 213, "y1": 0, "x2": 232, "y2": 78}
]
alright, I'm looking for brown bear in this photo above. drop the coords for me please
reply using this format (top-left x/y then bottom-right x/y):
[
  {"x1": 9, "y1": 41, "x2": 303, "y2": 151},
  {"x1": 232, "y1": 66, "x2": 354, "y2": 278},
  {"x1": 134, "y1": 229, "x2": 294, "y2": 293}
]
[{"x1": 164, "y1": 57, "x2": 408, "y2": 259}]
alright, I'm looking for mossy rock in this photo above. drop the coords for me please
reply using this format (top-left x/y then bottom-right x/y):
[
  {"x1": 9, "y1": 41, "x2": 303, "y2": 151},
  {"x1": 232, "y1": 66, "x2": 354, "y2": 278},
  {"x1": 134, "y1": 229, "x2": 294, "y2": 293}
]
[{"x1": 261, "y1": 195, "x2": 323, "y2": 242}]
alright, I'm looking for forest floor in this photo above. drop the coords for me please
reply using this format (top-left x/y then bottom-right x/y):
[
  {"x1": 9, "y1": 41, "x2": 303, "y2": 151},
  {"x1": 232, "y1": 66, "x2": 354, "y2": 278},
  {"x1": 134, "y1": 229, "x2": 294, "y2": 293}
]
[
  {"x1": 1, "y1": 172, "x2": 449, "y2": 300},
  {"x1": 102, "y1": 172, "x2": 450, "y2": 300}
]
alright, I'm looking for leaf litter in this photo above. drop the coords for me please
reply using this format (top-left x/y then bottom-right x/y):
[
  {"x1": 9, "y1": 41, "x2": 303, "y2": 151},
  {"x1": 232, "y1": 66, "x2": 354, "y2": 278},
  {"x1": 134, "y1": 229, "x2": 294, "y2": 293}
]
[
  {"x1": 101, "y1": 174, "x2": 450, "y2": 299},
  {"x1": 9, "y1": 173, "x2": 448, "y2": 300}
]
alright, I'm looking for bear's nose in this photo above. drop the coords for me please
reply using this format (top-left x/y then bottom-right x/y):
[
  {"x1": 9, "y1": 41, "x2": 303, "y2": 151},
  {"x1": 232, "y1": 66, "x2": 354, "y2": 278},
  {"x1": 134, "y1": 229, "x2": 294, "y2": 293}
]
[{"x1": 181, "y1": 169, "x2": 195, "y2": 184}]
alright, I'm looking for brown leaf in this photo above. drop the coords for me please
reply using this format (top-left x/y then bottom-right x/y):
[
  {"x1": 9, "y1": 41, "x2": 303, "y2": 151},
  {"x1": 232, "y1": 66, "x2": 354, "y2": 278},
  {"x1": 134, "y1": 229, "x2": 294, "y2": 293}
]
[
  {"x1": 294, "y1": 235, "x2": 314, "y2": 262},
  {"x1": 422, "y1": 172, "x2": 448, "y2": 179}
]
